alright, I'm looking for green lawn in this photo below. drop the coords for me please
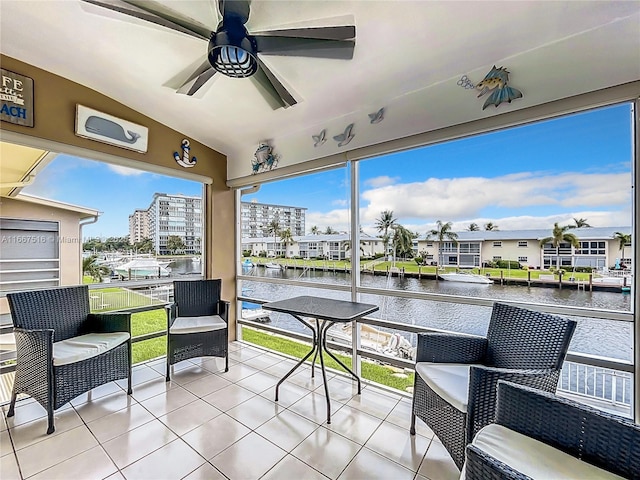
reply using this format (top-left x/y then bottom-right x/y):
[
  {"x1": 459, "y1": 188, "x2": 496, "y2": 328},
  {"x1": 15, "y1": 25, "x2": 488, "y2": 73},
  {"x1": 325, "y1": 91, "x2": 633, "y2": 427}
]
[
  {"x1": 246, "y1": 256, "x2": 592, "y2": 280},
  {"x1": 241, "y1": 327, "x2": 414, "y2": 393}
]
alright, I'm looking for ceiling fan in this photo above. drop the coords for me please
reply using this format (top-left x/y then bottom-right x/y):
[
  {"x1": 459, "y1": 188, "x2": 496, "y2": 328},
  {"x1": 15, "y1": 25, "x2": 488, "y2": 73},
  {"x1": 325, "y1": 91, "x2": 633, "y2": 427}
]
[{"x1": 81, "y1": 0, "x2": 356, "y2": 109}]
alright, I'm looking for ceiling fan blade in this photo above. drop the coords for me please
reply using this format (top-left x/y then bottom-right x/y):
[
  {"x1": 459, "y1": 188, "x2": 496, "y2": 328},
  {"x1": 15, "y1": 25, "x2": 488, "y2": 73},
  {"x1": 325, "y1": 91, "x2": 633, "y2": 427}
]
[
  {"x1": 177, "y1": 65, "x2": 218, "y2": 96},
  {"x1": 252, "y1": 59, "x2": 297, "y2": 109},
  {"x1": 218, "y1": 0, "x2": 250, "y2": 23},
  {"x1": 252, "y1": 25, "x2": 355, "y2": 41},
  {"x1": 81, "y1": 0, "x2": 212, "y2": 40},
  {"x1": 254, "y1": 36, "x2": 355, "y2": 59}
]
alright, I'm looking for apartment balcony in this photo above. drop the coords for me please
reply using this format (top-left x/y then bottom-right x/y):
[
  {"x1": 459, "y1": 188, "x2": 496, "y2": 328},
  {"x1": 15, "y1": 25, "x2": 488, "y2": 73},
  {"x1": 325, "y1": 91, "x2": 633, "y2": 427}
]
[{"x1": 0, "y1": 342, "x2": 457, "y2": 480}]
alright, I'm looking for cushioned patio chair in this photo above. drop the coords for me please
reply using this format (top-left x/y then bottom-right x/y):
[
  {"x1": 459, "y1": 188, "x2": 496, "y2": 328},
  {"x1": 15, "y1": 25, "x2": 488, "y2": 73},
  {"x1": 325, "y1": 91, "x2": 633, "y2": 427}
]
[
  {"x1": 6, "y1": 285, "x2": 132, "y2": 434},
  {"x1": 410, "y1": 302, "x2": 577, "y2": 470},
  {"x1": 464, "y1": 381, "x2": 640, "y2": 479},
  {"x1": 166, "y1": 279, "x2": 229, "y2": 381}
]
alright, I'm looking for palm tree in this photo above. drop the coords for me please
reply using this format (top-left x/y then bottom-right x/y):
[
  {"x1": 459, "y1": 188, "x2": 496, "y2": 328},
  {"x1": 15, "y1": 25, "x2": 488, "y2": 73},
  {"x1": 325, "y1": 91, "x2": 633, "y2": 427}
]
[
  {"x1": 375, "y1": 210, "x2": 397, "y2": 258},
  {"x1": 467, "y1": 223, "x2": 479, "y2": 231},
  {"x1": 539, "y1": 222, "x2": 580, "y2": 269},
  {"x1": 266, "y1": 220, "x2": 280, "y2": 256},
  {"x1": 310, "y1": 225, "x2": 319, "y2": 235},
  {"x1": 569, "y1": 217, "x2": 591, "y2": 229},
  {"x1": 613, "y1": 232, "x2": 631, "y2": 263},
  {"x1": 167, "y1": 235, "x2": 186, "y2": 254},
  {"x1": 427, "y1": 220, "x2": 458, "y2": 266},
  {"x1": 82, "y1": 255, "x2": 110, "y2": 282},
  {"x1": 324, "y1": 226, "x2": 338, "y2": 234},
  {"x1": 484, "y1": 222, "x2": 499, "y2": 231},
  {"x1": 279, "y1": 228, "x2": 293, "y2": 258},
  {"x1": 391, "y1": 225, "x2": 415, "y2": 260}
]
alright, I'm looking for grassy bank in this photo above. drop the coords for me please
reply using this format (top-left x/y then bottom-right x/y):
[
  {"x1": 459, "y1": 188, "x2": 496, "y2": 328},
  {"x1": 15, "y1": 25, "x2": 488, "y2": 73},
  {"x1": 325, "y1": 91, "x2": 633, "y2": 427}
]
[{"x1": 241, "y1": 327, "x2": 414, "y2": 393}]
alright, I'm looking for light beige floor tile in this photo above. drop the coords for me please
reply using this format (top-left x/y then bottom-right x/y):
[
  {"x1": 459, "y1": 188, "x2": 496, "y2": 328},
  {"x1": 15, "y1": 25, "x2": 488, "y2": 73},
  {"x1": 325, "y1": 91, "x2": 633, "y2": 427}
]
[
  {"x1": 235, "y1": 370, "x2": 280, "y2": 394},
  {"x1": 121, "y1": 439, "x2": 205, "y2": 480},
  {"x1": 202, "y1": 384, "x2": 255, "y2": 412},
  {"x1": 325, "y1": 405, "x2": 383, "y2": 445},
  {"x1": 364, "y1": 420, "x2": 431, "y2": 471},
  {"x1": 417, "y1": 439, "x2": 460, "y2": 480},
  {"x1": 262, "y1": 380, "x2": 312, "y2": 409},
  {"x1": 315, "y1": 376, "x2": 362, "y2": 404},
  {"x1": 182, "y1": 414, "x2": 250, "y2": 460},
  {"x1": 288, "y1": 391, "x2": 343, "y2": 424},
  {"x1": 287, "y1": 367, "x2": 334, "y2": 390},
  {"x1": 4, "y1": 399, "x2": 71, "y2": 429},
  {"x1": 101, "y1": 419, "x2": 177, "y2": 469},
  {"x1": 182, "y1": 373, "x2": 233, "y2": 398},
  {"x1": 0, "y1": 413, "x2": 8, "y2": 432},
  {"x1": 225, "y1": 394, "x2": 283, "y2": 430},
  {"x1": 29, "y1": 445, "x2": 117, "y2": 480},
  {"x1": 87, "y1": 403, "x2": 155, "y2": 443},
  {"x1": 227, "y1": 342, "x2": 244, "y2": 352},
  {"x1": 117, "y1": 365, "x2": 163, "y2": 388},
  {"x1": 200, "y1": 357, "x2": 228, "y2": 374},
  {"x1": 386, "y1": 398, "x2": 435, "y2": 437},
  {"x1": 0, "y1": 452, "x2": 21, "y2": 480},
  {"x1": 15, "y1": 425, "x2": 98, "y2": 478},
  {"x1": 217, "y1": 363, "x2": 261, "y2": 383},
  {"x1": 261, "y1": 454, "x2": 329, "y2": 480},
  {"x1": 10, "y1": 406, "x2": 84, "y2": 450},
  {"x1": 291, "y1": 426, "x2": 362, "y2": 480},
  {"x1": 212, "y1": 432, "x2": 286, "y2": 480},
  {"x1": 165, "y1": 364, "x2": 212, "y2": 386},
  {"x1": 1, "y1": 430, "x2": 14, "y2": 457},
  {"x1": 158, "y1": 399, "x2": 222, "y2": 436},
  {"x1": 105, "y1": 472, "x2": 126, "y2": 480},
  {"x1": 139, "y1": 386, "x2": 197, "y2": 417},
  {"x1": 228, "y1": 347, "x2": 263, "y2": 363},
  {"x1": 263, "y1": 359, "x2": 309, "y2": 378},
  {"x1": 74, "y1": 390, "x2": 137, "y2": 424},
  {"x1": 130, "y1": 376, "x2": 178, "y2": 403},
  {"x1": 182, "y1": 462, "x2": 227, "y2": 480},
  {"x1": 242, "y1": 352, "x2": 286, "y2": 371},
  {"x1": 149, "y1": 359, "x2": 193, "y2": 377},
  {"x1": 346, "y1": 386, "x2": 400, "y2": 419},
  {"x1": 70, "y1": 381, "x2": 125, "y2": 407},
  {"x1": 338, "y1": 446, "x2": 415, "y2": 480},
  {"x1": 255, "y1": 409, "x2": 319, "y2": 452}
]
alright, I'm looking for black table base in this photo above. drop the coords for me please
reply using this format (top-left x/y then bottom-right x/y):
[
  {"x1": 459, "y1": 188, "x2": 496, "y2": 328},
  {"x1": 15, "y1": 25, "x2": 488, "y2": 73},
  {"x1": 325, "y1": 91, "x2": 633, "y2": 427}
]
[{"x1": 275, "y1": 315, "x2": 361, "y2": 424}]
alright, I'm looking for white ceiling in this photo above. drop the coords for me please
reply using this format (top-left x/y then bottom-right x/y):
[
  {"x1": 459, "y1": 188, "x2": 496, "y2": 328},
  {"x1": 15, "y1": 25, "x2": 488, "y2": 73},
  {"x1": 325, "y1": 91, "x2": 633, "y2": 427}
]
[{"x1": 1, "y1": 1, "x2": 639, "y2": 181}]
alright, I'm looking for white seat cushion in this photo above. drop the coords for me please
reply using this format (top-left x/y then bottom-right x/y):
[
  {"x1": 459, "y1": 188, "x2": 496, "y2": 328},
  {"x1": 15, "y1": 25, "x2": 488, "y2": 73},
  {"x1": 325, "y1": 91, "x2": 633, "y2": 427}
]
[
  {"x1": 170, "y1": 315, "x2": 226, "y2": 334},
  {"x1": 415, "y1": 363, "x2": 470, "y2": 413},
  {"x1": 465, "y1": 423, "x2": 625, "y2": 480},
  {"x1": 53, "y1": 332, "x2": 130, "y2": 366}
]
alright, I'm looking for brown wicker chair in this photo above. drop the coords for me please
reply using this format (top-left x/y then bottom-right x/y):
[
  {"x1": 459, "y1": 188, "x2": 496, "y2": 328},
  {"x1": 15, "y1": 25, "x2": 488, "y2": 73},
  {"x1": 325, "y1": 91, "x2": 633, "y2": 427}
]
[
  {"x1": 6, "y1": 285, "x2": 132, "y2": 434},
  {"x1": 166, "y1": 279, "x2": 229, "y2": 381},
  {"x1": 410, "y1": 302, "x2": 577, "y2": 470}
]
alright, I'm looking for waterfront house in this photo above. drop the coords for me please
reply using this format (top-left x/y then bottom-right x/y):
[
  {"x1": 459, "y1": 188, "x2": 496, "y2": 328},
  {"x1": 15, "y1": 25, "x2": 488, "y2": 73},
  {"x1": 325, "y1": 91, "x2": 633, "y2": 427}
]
[{"x1": 415, "y1": 227, "x2": 633, "y2": 270}]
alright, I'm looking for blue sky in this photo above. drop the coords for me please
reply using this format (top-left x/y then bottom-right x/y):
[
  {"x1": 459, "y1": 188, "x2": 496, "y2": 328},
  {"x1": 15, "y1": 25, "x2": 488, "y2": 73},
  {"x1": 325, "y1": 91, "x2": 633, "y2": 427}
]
[{"x1": 24, "y1": 103, "x2": 632, "y2": 239}]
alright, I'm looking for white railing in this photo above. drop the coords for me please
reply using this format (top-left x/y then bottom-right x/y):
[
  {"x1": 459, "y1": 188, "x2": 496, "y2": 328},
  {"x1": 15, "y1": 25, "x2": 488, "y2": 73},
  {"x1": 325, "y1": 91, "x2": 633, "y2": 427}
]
[
  {"x1": 559, "y1": 361, "x2": 632, "y2": 408},
  {"x1": 88, "y1": 286, "x2": 171, "y2": 311}
]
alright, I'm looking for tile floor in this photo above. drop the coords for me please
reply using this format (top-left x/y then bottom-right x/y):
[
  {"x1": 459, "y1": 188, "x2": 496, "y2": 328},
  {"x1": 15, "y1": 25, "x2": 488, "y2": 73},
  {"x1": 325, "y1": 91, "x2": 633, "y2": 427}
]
[{"x1": 0, "y1": 342, "x2": 459, "y2": 480}]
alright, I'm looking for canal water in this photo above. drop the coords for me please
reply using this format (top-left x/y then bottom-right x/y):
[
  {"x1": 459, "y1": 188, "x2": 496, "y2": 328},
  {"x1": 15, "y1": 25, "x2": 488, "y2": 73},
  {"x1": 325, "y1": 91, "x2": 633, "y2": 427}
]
[{"x1": 238, "y1": 266, "x2": 633, "y2": 363}]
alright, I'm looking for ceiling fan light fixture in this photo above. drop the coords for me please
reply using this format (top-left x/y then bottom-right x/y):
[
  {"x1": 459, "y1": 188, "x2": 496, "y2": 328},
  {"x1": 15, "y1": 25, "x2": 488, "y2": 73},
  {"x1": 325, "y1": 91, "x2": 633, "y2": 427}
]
[{"x1": 208, "y1": 28, "x2": 258, "y2": 78}]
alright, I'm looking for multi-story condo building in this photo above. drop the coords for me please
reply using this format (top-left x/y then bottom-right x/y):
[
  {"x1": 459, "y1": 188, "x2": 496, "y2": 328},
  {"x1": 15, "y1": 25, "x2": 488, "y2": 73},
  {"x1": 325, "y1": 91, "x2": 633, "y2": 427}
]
[
  {"x1": 415, "y1": 227, "x2": 632, "y2": 270},
  {"x1": 241, "y1": 200, "x2": 306, "y2": 238},
  {"x1": 146, "y1": 193, "x2": 202, "y2": 255},
  {"x1": 128, "y1": 208, "x2": 150, "y2": 245}
]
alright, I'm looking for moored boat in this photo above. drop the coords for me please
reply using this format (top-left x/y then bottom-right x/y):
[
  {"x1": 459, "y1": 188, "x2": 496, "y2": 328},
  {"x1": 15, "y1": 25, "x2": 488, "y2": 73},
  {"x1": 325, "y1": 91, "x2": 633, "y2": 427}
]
[
  {"x1": 115, "y1": 258, "x2": 171, "y2": 278},
  {"x1": 265, "y1": 262, "x2": 283, "y2": 270},
  {"x1": 438, "y1": 272, "x2": 493, "y2": 284}
]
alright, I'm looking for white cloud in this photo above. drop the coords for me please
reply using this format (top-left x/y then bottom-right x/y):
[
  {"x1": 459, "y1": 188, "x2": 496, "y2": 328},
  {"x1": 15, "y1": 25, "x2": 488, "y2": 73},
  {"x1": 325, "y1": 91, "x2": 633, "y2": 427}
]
[
  {"x1": 364, "y1": 176, "x2": 399, "y2": 187},
  {"x1": 107, "y1": 165, "x2": 146, "y2": 176},
  {"x1": 359, "y1": 171, "x2": 630, "y2": 223}
]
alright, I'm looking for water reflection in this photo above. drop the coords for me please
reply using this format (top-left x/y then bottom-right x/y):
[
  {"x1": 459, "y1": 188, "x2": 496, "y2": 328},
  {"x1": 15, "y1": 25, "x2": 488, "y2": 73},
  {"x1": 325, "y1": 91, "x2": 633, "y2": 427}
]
[{"x1": 241, "y1": 268, "x2": 633, "y2": 362}]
